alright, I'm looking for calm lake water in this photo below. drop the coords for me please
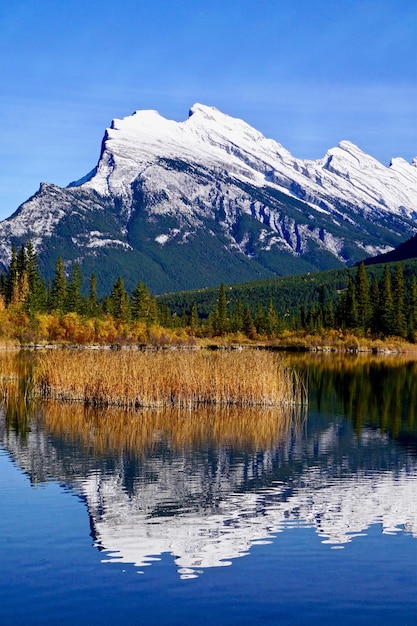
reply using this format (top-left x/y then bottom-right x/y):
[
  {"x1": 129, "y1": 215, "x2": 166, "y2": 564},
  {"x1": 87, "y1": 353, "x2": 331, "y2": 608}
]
[{"x1": 0, "y1": 353, "x2": 416, "y2": 625}]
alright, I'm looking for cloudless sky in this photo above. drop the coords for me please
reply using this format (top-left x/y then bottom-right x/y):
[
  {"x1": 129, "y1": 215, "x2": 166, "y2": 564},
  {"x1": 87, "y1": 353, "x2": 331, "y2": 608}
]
[{"x1": 0, "y1": 0, "x2": 416, "y2": 220}]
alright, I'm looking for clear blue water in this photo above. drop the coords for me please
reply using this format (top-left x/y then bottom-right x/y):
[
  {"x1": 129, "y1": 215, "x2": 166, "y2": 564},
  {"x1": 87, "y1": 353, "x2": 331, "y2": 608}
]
[{"x1": 0, "y1": 355, "x2": 416, "y2": 625}]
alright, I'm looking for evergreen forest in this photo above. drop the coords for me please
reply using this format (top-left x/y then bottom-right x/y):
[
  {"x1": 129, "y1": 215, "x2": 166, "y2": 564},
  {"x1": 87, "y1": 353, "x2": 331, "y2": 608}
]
[{"x1": 1, "y1": 242, "x2": 417, "y2": 345}]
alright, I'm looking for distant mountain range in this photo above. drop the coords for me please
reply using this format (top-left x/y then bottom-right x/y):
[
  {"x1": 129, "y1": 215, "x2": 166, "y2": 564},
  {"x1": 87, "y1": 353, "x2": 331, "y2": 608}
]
[{"x1": 1, "y1": 104, "x2": 416, "y2": 294}]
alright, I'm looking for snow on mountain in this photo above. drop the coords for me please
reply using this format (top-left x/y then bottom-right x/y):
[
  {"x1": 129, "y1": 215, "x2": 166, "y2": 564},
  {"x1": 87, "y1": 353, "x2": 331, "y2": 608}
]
[
  {"x1": 78, "y1": 103, "x2": 417, "y2": 220},
  {"x1": 0, "y1": 104, "x2": 416, "y2": 292}
]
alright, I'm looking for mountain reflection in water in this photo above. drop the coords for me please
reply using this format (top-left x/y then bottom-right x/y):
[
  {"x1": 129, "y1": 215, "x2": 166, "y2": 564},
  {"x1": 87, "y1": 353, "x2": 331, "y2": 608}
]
[{"x1": 0, "y1": 353, "x2": 416, "y2": 579}]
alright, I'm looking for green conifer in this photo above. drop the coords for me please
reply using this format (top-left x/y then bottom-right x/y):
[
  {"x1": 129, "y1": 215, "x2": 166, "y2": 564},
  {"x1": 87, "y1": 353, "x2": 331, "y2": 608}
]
[
  {"x1": 379, "y1": 266, "x2": 394, "y2": 335},
  {"x1": 392, "y1": 264, "x2": 406, "y2": 337},
  {"x1": 50, "y1": 257, "x2": 68, "y2": 313},
  {"x1": 131, "y1": 282, "x2": 151, "y2": 321},
  {"x1": 216, "y1": 283, "x2": 228, "y2": 334},
  {"x1": 355, "y1": 262, "x2": 371, "y2": 331},
  {"x1": 109, "y1": 277, "x2": 130, "y2": 321},
  {"x1": 66, "y1": 263, "x2": 83, "y2": 314}
]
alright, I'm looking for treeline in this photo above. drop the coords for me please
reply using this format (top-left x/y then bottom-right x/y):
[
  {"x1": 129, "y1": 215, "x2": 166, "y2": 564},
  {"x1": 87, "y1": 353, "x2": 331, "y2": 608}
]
[
  {"x1": 159, "y1": 260, "x2": 417, "y2": 340},
  {"x1": 302, "y1": 262, "x2": 417, "y2": 338},
  {"x1": 0, "y1": 242, "x2": 417, "y2": 344}
]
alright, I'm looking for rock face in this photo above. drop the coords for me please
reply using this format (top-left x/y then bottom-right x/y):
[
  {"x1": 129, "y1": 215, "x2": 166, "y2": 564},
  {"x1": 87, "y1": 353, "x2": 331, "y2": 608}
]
[{"x1": 1, "y1": 104, "x2": 416, "y2": 293}]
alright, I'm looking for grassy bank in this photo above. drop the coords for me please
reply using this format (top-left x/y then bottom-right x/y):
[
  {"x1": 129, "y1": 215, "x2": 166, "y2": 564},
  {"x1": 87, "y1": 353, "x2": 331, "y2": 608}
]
[{"x1": 33, "y1": 349, "x2": 303, "y2": 408}]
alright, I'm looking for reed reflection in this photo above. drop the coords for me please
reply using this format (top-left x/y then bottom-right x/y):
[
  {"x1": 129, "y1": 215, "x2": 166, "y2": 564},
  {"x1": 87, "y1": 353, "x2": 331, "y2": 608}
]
[{"x1": 37, "y1": 402, "x2": 301, "y2": 457}]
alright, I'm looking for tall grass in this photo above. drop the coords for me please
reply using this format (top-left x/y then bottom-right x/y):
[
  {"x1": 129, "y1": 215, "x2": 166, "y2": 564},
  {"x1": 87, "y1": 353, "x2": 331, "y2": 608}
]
[{"x1": 33, "y1": 349, "x2": 304, "y2": 408}]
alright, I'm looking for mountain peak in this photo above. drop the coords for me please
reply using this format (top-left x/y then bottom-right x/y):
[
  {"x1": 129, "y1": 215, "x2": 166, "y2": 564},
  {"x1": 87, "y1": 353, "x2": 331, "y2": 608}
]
[
  {"x1": 188, "y1": 103, "x2": 221, "y2": 119},
  {"x1": 0, "y1": 104, "x2": 416, "y2": 294}
]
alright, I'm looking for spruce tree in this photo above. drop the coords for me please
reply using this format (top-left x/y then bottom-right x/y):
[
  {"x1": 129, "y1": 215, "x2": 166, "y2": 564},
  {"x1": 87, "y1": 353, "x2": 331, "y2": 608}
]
[
  {"x1": 370, "y1": 277, "x2": 380, "y2": 333},
  {"x1": 159, "y1": 303, "x2": 172, "y2": 328},
  {"x1": 109, "y1": 277, "x2": 130, "y2": 321},
  {"x1": 243, "y1": 305, "x2": 255, "y2": 338},
  {"x1": 265, "y1": 300, "x2": 279, "y2": 337},
  {"x1": 0, "y1": 273, "x2": 6, "y2": 300},
  {"x1": 147, "y1": 296, "x2": 159, "y2": 326},
  {"x1": 49, "y1": 257, "x2": 68, "y2": 314},
  {"x1": 392, "y1": 264, "x2": 406, "y2": 337},
  {"x1": 345, "y1": 278, "x2": 358, "y2": 328},
  {"x1": 190, "y1": 301, "x2": 199, "y2": 332},
  {"x1": 16, "y1": 245, "x2": 26, "y2": 276},
  {"x1": 323, "y1": 301, "x2": 335, "y2": 329},
  {"x1": 254, "y1": 303, "x2": 265, "y2": 334},
  {"x1": 87, "y1": 273, "x2": 99, "y2": 317},
  {"x1": 131, "y1": 282, "x2": 150, "y2": 321},
  {"x1": 335, "y1": 278, "x2": 357, "y2": 329},
  {"x1": 407, "y1": 275, "x2": 417, "y2": 338},
  {"x1": 230, "y1": 299, "x2": 243, "y2": 333},
  {"x1": 216, "y1": 283, "x2": 228, "y2": 334},
  {"x1": 379, "y1": 266, "x2": 394, "y2": 335},
  {"x1": 66, "y1": 262, "x2": 83, "y2": 314},
  {"x1": 355, "y1": 262, "x2": 371, "y2": 332},
  {"x1": 24, "y1": 241, "x2": 46, "y2": 314}
]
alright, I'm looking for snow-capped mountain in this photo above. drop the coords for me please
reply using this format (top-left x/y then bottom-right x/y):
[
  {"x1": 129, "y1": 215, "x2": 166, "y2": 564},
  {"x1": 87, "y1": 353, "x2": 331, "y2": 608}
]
[{"x1": 1, "y1": 104, "x2": 416, "y2": 293}]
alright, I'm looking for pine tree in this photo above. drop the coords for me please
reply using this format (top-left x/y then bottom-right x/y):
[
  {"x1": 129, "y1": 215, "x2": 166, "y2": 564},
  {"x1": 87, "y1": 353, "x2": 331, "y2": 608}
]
[
  {"x1": 306, "y1": 304, "x2": 319, "y2": 332},
  {"x1": 147, "y1": 296, "x2": 159, "y2": 326},
  {"x1": 370, "y1": 277, "x2": 380, "y2": 333},
  {"x1": 49, "y1": 257, "x2": 68, "y2": 314},
  {"x1": 407, "y1": 275, "x2": 417, "y2": 338},
  {"x1": 337, "y1": 278, "x2": 358, "y2": 328},
  {"x1": 66, "y1": 263, "x2": 83, "y2": 314},
  {"x1": 254, "y1": 303, "x2": 266, "y2": 334},
  {"x1": 230, "y1": 299, "x2": 243, "y2": 333},
  {"x1": 15, "y1": 270, "x2": 29, "y2": 306},
  {"x1": 109, "y1": 277, "x2": 130, "y2": 321},
  {"x1": 392, "y1": 264, "x2": 406, "y2": 337},
  {"x1": 24, "y1": 241, "x2": 46, "y2": 314},
  {"x1": 16, "y1": 245, "x2": 26, "y2": 275},
  {"x1": 379, "y1": 266, "x2": 394, "y2": 335},
  {"x1": 180, "y1": 307, "x2": 189, "y2": 327},
  {"x1": 243, "y1": 305, "x2": 256, "y2": 338},
  {"x1": 159, "y1": 303, "x2": 172, "y2": 328},
  {"x1": 216, "y1": 283, "x2": 228, "y2": 334},
  {"x1": 345, "y1": 278, "x2": 358, "y2": 328},
  {"x1": 0, "y1": 273, "x2": 6, "y2": 300},
  {"x1": 355, "y1": 262, "x2": 371, "y2": 332},
  {"x1": 265, "y1": 300, "x2": 279, "y2": 337},
  {"x1": 131, "y1": 282, "x2": 151, "y2": 321},
  {"x1": 87, "y1": 273, "x2": 99, "y2": 317},
  {"x1": 190, "y1": 301, "x2": 199, "y2": 332}
]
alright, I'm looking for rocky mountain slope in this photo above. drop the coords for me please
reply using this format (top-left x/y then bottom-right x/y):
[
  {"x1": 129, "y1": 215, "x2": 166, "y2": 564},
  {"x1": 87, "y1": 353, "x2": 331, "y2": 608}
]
[
  {"x1": 1, "y1": 104, "x2": 416, "y2": 293},
  {"x1": 364, "y1": 233, "x2": 417, "y2": 266}
]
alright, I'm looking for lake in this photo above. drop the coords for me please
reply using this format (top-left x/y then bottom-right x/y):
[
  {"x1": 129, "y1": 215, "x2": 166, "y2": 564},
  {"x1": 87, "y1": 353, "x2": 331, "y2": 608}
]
[{"x1": 0, "y1": 352, "x2": 416, "y2": 625}]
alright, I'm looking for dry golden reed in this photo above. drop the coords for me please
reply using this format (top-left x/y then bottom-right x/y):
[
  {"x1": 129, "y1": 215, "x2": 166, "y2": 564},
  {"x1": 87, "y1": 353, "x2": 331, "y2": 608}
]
[{"x1": 33, "y1": 348, "x2": 303, "y2": 408}]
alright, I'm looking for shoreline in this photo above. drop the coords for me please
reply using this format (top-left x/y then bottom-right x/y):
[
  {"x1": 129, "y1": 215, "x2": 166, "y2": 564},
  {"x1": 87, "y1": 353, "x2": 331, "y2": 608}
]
[{"x1": 4, "y1": 341, "x2": 417, "y2": 355}]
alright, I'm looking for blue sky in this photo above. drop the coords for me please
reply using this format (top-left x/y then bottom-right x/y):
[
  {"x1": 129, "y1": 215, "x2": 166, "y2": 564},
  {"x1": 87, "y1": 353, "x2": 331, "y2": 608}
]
[{"x1": 1, "y1": 0, "x2": 416, "y2": 220}]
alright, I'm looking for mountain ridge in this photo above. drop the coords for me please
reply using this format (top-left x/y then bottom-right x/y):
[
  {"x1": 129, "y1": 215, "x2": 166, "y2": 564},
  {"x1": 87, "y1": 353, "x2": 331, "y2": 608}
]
[{"x1": 1, "y1": 103, "x2": 416, "y2": 294}]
